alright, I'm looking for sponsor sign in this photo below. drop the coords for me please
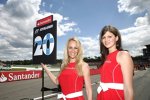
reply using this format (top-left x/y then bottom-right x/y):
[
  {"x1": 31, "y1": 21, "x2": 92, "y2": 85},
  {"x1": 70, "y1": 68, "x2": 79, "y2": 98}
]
[
  {"x1": 36, "y1": 15, "x2": 53, "y2": 27},
  {"x1": 0, "y1": 70, "x2": 42, "y2": 83},
  {"x1": 33, "y1": 16, "x2": 57, "y2": 64},
  {"x1": 33, "y1": 21, "x2": 57, "y2": 64},
  {"x1": 90, "y1": 69, "x2": 100, "y2": 75}
]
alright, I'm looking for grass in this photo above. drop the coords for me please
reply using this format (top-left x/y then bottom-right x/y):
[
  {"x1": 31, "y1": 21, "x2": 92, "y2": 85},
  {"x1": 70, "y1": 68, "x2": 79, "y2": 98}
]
[{"x1": 10, "y1": 68, "x2": 26, "y2": 71}]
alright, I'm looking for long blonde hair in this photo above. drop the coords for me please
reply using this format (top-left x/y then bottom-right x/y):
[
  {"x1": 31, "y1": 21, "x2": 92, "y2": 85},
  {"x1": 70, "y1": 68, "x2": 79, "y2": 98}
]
[{"x1": 60, "y1": 37, "x2": 84, "y2": 76}]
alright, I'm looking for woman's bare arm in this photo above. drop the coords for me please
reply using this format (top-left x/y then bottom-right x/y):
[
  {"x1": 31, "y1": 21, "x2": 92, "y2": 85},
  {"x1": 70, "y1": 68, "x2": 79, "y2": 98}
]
[
  {"x1": 117, "y1": 51, "x2": 134, "y2": 100},
  {"x1": 82, "y1": 62, "x2": 92, "y2": 100}
]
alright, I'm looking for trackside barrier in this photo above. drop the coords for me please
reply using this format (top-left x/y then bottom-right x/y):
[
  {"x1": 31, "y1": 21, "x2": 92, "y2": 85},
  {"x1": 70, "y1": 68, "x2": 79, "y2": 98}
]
[
  {"x1": 90, "y1": 69, "x2": 99, "y2": 75},
  {"x1": 0, "y1": 70, "x2": 42, "y2": 83}
]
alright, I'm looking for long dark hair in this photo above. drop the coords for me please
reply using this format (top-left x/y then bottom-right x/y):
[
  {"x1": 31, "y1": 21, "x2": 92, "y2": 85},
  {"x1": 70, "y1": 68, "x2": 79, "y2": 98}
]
[{"x1": 99, "y1": 25, "x2": 123, "y2": 67}]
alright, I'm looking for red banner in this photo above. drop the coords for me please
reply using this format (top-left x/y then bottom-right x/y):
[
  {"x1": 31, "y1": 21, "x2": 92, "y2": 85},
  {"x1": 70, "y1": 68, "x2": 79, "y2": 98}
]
[
  {"x1": 0, "y1": 70, "x2": 42, "y2": 83},
  {"x1": 36, "y1": 15, "x2": 53, "y2": 27},
  {"x1": 90, "y1": 69, "x2": 100, "y2": 75}
]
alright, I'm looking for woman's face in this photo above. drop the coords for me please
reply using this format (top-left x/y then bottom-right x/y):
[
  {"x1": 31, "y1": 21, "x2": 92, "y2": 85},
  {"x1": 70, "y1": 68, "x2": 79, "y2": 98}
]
[
  {"x1": 101, "y1": 31, "x2": 118, "y2": 51},
  {"x1": 68, "y1": 40, "x2": 78, "y2": 61}
]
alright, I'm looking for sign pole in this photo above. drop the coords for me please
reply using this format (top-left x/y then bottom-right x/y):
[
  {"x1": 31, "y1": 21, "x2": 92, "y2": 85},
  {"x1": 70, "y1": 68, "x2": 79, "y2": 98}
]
[
  {"x1": 42, "y1": 68, "x2": 44, "y2": 100},
  {"x1": 33, "y1": 15, "x2": 56, "y2": 100}
]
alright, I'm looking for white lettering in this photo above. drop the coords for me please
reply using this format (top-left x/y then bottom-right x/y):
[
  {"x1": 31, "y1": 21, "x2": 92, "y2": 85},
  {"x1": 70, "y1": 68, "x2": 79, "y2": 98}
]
[
  {"x1": 38, "y1": 18, "x2": 52, "y2": 26},
  {"x1": 8, "y1": 73, "x2": 13, "y2": 81},
  {"x1": 8, "y1": 71, "x2": 40, "y2": 82},
  {"x1": 40, "y1": 24, "x2": 53, "y2": 31}
]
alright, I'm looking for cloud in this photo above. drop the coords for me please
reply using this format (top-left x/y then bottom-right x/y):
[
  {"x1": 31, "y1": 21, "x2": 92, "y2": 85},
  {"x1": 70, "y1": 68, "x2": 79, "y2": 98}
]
[
  {"x1": 0, "y1": 0, "x2": 41, "y2": 61},
  {"x1": 120, "y1": 25, "x2": 150, "y2": 56},
  {"x1": 134, "y1": 13, "x2": 149, "y2": 26},
  {"x1": 79, "y1": 37, "x2": 100, "y2": 58},
  {"x1": 118, "y1": 0, "x2": 150, "y2": 14},
  {"x1": 52, "y1": 13, "x2": 80, "y2": 36},
  {"x1": 118, "y1": 0, "x2": 150, "y2": 57},
  {"x1": 1, "y1": 0, "x2": 149, "y2": 61},
  {"x1": 0, "y1": 0, "x2": 80, "y2": 61},
  {"x1": 118, "y1": 0, "x2": 150, "y2": 24}
]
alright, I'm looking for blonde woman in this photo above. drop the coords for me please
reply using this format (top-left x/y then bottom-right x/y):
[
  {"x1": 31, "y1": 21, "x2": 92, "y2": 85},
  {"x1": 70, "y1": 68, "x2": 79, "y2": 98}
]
[{"x1": 41, "y1": 37, "x2": 92, "y2": 100}]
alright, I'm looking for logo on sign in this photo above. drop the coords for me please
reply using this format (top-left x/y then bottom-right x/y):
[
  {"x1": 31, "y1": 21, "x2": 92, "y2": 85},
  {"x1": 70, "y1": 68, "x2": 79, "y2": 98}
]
[
  {"x1": 36, "y1": 15, "x2": 53, "y2": 27},
  {"x1": 0, "y1": 73, "x2": 7, "y2": 82}
]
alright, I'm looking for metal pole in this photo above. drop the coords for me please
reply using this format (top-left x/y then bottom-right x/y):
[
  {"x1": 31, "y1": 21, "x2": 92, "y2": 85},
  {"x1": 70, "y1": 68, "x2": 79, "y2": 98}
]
[{"x1": 42, "y1": 68, "x2": 44, "y2": 100}]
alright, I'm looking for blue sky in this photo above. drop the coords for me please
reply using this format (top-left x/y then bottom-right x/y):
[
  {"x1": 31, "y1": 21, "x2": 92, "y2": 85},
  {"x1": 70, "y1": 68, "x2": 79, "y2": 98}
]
[{"x1": 0, "y1": 0, "x2": 150, "y2": 61}]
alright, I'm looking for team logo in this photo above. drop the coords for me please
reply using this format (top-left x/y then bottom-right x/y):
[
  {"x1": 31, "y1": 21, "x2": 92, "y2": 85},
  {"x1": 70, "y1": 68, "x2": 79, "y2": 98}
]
[{"x1": 0, "y1": 73, "x2": 7, "y2": 82}]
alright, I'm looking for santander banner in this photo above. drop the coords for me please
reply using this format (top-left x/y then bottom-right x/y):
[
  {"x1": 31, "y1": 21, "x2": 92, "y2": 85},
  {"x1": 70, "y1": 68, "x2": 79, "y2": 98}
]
[
  {"x1": 0, "y1": 70, "x2": 42, "y2": 83},
  {"x1": 36, "y1": 15, "x2": 53, "y2": 27}
]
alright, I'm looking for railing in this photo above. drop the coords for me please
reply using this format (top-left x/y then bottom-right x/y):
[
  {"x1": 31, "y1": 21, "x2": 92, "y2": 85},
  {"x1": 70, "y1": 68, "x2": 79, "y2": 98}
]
[
  {"x1": 32, "y1": 81, "x2": 99, "y2": 100},
  {"x1": 33, "y1": 93, "x2": 59, "y2": 100}
]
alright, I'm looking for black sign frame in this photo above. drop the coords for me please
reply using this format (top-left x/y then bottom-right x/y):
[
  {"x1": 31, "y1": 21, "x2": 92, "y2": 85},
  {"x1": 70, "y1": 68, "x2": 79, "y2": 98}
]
[{"x1": 33, "y1": 21, "x2": 57, "y2": 64}]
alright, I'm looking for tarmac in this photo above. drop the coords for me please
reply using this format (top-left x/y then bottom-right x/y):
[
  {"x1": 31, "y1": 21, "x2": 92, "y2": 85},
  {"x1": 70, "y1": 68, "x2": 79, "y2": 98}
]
[
  {"x1": 133, "y1": 68, "x2": 150, "y2": 100},
  {"x1": 0, "y1": 67, "x2": 150, "y2": 100}
]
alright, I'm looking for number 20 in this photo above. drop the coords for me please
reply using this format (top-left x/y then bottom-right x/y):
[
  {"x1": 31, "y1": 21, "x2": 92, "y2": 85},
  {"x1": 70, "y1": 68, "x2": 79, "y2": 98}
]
[{"x1": 34, "y1": 33, "x2": 54, "y2": 56}]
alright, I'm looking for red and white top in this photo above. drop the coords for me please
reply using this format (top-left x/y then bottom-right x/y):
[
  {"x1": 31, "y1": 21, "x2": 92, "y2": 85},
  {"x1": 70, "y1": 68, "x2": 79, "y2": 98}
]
[
  {"x1": 58, "y1": 62, "x2": 84, "y2": 100},
  {"x1": 97, "y1": 50, "x2": 124, "y2": 100}
]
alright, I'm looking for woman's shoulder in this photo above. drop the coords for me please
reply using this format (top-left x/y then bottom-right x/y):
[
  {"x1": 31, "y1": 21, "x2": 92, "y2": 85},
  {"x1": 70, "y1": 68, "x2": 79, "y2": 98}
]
[
  {"x1": 82, "y1": 62, "x2": 90, "y2": 69},
  {"x1": 117, "y1": 50, "x2": 131, "y2": 62},
  {"x1": 82, "y1": 62, "x2": 88, "y2": 66},
  {"x1": 118, "y1": 50, "x2": 130, "y2": 57},
  {"x1": 81, "y1": 62, "x2": 90, "y2": 75}
]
